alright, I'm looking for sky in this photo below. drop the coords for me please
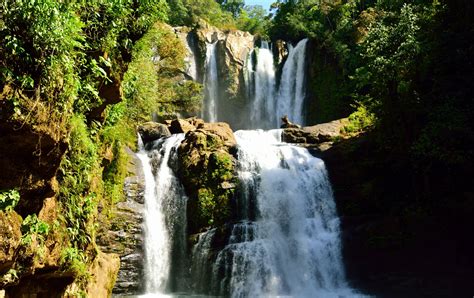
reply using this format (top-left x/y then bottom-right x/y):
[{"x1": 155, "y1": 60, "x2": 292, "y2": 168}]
[{"x1": 245, "y1": 0, "x2": 275, "y2": 11}]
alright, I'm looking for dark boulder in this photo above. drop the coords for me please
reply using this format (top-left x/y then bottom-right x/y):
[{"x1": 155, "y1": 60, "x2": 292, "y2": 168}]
[{"x1": 138, "y1": 122, "x2": 171, "y2": 144}]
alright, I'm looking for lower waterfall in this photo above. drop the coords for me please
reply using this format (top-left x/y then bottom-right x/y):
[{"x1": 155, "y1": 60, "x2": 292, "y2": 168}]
[
  {"x1": 137, "y1": 134, "x2": 187, "y2": 294},
  {"x1": 137, "y1": 130, "x2": 364, "y2": 297}
]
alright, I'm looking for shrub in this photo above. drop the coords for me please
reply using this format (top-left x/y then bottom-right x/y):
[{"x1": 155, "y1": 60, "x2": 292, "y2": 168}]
[{"x1": 0, "y1": 189, "x2": 20, "y2": 211}]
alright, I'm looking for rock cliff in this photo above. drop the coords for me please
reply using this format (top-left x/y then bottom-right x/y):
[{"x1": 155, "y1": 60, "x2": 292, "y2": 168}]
[
  {"x1": 175, "y1": 22, "x2": 255, "y2": 128},
  {"x1": 97, "y1": 147, "x2": 145, "y2": 295},
  {"x1": 0, "y1": 72, "x2": 119, "y2": 298}
]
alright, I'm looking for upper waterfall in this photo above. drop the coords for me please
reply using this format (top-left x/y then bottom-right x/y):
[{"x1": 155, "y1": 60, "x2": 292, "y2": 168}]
[
  {"x1": 277, "y1": 38, "x2": 309, "y2": 126},
  {"x1": 245, "y1": 41, "x2": 277, "y2": 129},
  {"x1": 202, "y1": 41, "x2": 219, "y2": 122},
  {"x1": 243, "y1": 38, "x2": 309, "y2": 129},
  {"x1": 196, "y1": 30, "x2": 309, "y2": 129}
]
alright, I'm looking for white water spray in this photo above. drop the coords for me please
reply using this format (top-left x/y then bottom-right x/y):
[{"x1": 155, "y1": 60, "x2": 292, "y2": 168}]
[
  {"x1": 207, "y1": 129, "x2": 362, "y2": 297},
  {"x1": 244, "y1": 39, "x2": 308, "y2": 128},
  {"x1": 277, "y1": 38, "x2": 308, "y2": 125},
  {"x1": 202, "y1": 41, "x2": 219, "y2": 122},
  {"x1": 245, "y1": 42, "x2": 277, "y2": 129},
  {"x1": 137, "y1": 134, "x2": 186, "y2": 294}
]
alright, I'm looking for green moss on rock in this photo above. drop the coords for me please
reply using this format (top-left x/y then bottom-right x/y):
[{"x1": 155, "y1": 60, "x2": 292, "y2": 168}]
[{"x1": 176, "y1": 121, "x2": 237, "y2": 234}]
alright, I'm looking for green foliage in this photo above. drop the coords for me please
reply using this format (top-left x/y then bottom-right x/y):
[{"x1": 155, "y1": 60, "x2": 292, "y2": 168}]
[
  {"x1": 356, "y1": 3, "x2": 424, "y2": 115},
  {"x1": 342, "y1": 103, "x2": 376, "y2": 134},
  {"x1": 0, "y1": 269, "x2": 19, "y2": 286},
  {"x1": 236, "y1": 5, "x2": 271, "y2": 37},
  {"x1": 218, "y1": 0, "x2": 245, "y2": 18},
  {"x1": 101, "y1": 119, "x2": 132, "y2": 204},
  {"x1": 1, "y1": 0, "x2": 170, "y2": 122},
  {"x1": 20, "y1": 214, "x2": 50, "y2": 246},
  {"x1": 60, "y1": 247, "x2": 89, "y2": 281},
  {"x1": 196, "y1": 187, "x2": 233, "y2": 227},
  {"x1": 411, "y1": 100, "x2": 472, "y2": 168},
  {"x1": 191, "y1": 151, "x2": 234, "y2": 229},
  {"x1": 58, "y1": 115, "x2": 100, "y2": 250},
  {"x1": 167, "y1": 0, "x2": 236, "y2": 28},
  {"x1": 0, "y1": 189, "x2": 20, "y2": 211},
  {"x1": 123, "y1": 22, "x2": 203, "y2": 123},
  {"x1": 198, "y1": 188, "x2": 216, "y2": 225},
  {"x1": 0, "y1": 0, "x2": 82, "y2": 130},
  {"x1": 209, "y1": 152, "x2": 234, "y2": 182},
  {"x1": 1, "y1": 0, "x2": 83, "y2": 90}
]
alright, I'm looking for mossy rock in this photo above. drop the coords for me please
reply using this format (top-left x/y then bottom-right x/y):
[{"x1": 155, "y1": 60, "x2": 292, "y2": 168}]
[{"x1": 177, "y1": 122, "x2": 237, "y2": 234}]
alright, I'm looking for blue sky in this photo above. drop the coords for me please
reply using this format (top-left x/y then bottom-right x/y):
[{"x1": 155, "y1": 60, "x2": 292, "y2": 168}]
[{"x1": 245, "y1": 0, "x2": 275, "y2": 11}]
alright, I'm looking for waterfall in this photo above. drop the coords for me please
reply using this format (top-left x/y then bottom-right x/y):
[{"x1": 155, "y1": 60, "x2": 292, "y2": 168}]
[
  {"x1": 203, "y1": 130, "x2": 360, "y2": 297},
  {"x1": 199, "y1": 38, "x2": 308, "y2": 128},
  {"x1": 277, "y1": 38, "x2": 308, "y2": 126},
  {"x1": 137, "y1": 35, "x2": 364, "y2": 297},
  {"x1": 243, "y1": 39, "x2": 308, "y2": 129},
  {"x1": 137, "y1": 134, "x2": 187, "y2": 294},
  {"x1": 245, "y1": 42, "x2": 277, "y2": 129},
  {"x1": 202, "y1": 41, "x2": 219, "y2": 122}
]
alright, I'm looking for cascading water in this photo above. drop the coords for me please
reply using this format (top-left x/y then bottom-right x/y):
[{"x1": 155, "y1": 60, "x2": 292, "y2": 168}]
[
  {"x1": 202, "y1": 41, "x2": 219, "y2": 122},
  {"x1": 244, "y1": 39, "x2": 309, "y2": 129},
  {"x1": 245, "y1": 41, "x2": 277, "y2": 129},
  {"x1": 202, "y1": 130, "x2": 360, "y2": 297},
  {"x1": 277, "y1": 38, "x2": 309, "y2": 126},
  {"x1": 136, "y1": 35, "x2": 364, "y2": 298},
  {"x1": 137, "y1": 134, "x2": 187, "y2": 295}
]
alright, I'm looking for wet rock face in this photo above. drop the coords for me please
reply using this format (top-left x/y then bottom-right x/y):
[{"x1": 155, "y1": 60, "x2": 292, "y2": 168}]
[
  {"x1": 193, "y1": 22, "x2": 255, "y2": 128},
  {"x1": 97, "y1": 147, "x2": 145, "y2": 295},
  {"x1": 4, "y1": 275, "x2": 75, "y2": 298},
  {"x1": 85, "y1": 252, "x2": 121, "y2": 298},
  {"x1": 169, "y1": 118, "x2": 198, "y2": 134},
  {"x1": 138, "y1": 122, "x2": 171, "y2": 144}
]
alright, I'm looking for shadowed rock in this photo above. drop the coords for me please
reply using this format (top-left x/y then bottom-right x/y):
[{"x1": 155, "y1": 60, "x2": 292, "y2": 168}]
[{"x1": 138, "y1": 122, "x2": 171, "y2": 144}]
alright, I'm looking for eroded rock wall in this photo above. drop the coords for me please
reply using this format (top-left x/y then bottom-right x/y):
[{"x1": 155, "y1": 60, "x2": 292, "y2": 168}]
[
  {"x1": 0, "y1": 73, "x2": 119, "y2": 298},
  {"x1": 175, "y1": 22, "x2": 255, "y2": 129},
  {"x1": 97, "y1": 147, "x2": 145, "y2": 295}
]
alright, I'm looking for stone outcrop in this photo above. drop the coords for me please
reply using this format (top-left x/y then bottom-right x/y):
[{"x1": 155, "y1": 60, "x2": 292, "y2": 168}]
[
  {"x1": 97, "y1": 147, "x2": 145, "y2": 295},
  {"x1": 317, "y1": 128, "x2": 474, "y2": 297},
  {"x1": 174, "y1": 26, "x2": 200, "y2": 81},
  {"x1": 0, "y1": 212, "x2": 22, "y2": 275},
  {"x1": 282, "y1": 118, "x2": 349, "y2": 151},
  {"x1": 0, "y1": 116, "x2": 67, "y2": 217},
  {"x1": 178, "y1": 21, "x2": 255, "y2": 128},
  {"x1": 84, "y1": 252, "x2": 120, "y2": 298},
  {"x1": 0, "y1": 86, "x2": 120, "y2": 297},
  {"x1": 138, "y1": 122, "x2": 171, "y2": 144},
  {"x1": 169, "y1": 118, "x2": 199, "y2": 134},
  {"x1": 137, "y1": 118, "x2": 237, "y2": 235},
  {"x1": 2, "y1": 195, "x2": 120, "y2": 297},
  {"x1": 273, "y1": 40, "x2": 288, "y2": 65}
]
